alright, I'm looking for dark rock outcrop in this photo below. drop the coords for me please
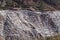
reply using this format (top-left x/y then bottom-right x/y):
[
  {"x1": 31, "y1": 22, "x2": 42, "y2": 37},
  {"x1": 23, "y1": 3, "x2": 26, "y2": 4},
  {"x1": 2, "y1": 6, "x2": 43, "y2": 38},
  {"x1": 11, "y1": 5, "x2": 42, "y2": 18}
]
[{"x1": 0, "y1": 0, "x2": 60, "y2": 10}]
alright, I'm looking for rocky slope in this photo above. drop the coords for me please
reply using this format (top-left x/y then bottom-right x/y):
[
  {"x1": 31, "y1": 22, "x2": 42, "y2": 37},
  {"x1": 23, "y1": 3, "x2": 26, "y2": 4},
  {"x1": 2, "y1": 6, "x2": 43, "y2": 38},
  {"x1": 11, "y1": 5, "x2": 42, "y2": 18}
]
[{"x1": 0, "y1": 10, "x2": 60, "y2": 40}]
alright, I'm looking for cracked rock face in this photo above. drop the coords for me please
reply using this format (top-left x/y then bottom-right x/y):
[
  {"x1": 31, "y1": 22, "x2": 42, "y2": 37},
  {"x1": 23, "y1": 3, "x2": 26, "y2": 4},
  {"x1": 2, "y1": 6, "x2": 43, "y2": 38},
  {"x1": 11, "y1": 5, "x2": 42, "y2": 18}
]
[{"x1": 0, "y1": 10, "x2": 60, "y2": 40}]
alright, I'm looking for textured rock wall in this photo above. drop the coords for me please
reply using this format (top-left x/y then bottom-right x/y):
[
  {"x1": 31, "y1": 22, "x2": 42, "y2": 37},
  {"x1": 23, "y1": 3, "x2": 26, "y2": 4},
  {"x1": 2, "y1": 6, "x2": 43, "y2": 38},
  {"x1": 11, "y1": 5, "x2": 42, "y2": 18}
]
[{"x1": 0, "y1": 10, "x2": 60, "y2": 40}]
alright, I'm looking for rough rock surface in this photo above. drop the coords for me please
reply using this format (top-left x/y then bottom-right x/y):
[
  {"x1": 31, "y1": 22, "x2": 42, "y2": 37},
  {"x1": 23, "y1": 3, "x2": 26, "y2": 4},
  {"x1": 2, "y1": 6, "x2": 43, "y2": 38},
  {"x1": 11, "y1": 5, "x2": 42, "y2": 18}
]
[
  {"x1": 0, "y1": 10, "x2": 60, "y2": 40},
  {"x1": 0, "y1": 0, "x2": 60, "y2": 10}
]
